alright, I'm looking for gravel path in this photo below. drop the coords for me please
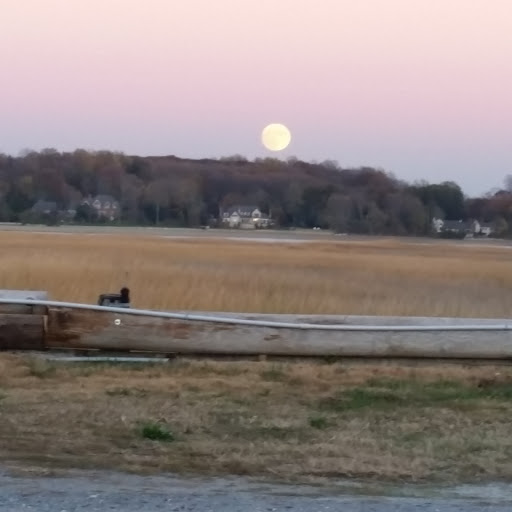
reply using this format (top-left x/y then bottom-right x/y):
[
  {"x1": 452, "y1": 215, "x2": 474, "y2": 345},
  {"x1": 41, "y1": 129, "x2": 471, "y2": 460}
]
[{"x1": 1, "y1": 470, "x2": 512, "y2": 512}]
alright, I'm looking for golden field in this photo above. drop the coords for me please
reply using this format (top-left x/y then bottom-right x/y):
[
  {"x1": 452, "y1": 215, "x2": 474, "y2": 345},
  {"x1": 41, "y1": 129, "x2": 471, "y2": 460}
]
[
  {"x1": 2, "y1": 229, "x2": 512, "y2": 484},
  {"x1": 0, "y1": 229, "x2": 511, "y2": 317}
]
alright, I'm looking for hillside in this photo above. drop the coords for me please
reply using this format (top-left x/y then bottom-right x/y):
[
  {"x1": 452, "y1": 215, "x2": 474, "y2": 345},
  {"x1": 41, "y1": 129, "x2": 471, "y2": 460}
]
[{"x1": 0, "y1": 149, "x2": 510, "y2": 236}]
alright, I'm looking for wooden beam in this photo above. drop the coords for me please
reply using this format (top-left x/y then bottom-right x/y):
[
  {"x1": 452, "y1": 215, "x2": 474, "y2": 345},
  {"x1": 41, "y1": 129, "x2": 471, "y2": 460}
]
[
  {"x1": 43, "y1": 307, "x2": 512, "y2": 359},
  {"x1": 0, "y1": 314, "x2": 45, "y2": 350},
  {"x1": 0, "y1": 304, "x2": 47, "y2": 315}
]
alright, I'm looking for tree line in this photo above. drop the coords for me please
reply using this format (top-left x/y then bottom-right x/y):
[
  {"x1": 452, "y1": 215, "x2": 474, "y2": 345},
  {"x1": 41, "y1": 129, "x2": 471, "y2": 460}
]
[{"x1": 0, "y1": 148, "x2": 510, "y2": 236}]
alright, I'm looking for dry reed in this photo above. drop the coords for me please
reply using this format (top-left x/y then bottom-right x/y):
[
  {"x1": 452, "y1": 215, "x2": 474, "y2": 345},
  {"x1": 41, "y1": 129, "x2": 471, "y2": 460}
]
[
  {"x1": 3, "y1": 231, "x2": 512, "y2": 482},
  {"x1": 0, "y1": 231, "x2": 511, "y2": 317}
]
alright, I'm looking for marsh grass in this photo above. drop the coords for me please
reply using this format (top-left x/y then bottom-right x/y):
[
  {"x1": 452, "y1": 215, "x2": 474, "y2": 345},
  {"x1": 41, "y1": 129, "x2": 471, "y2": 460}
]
[{"x1": 1, "y1": 231, "x2": 512, "y2": 317}]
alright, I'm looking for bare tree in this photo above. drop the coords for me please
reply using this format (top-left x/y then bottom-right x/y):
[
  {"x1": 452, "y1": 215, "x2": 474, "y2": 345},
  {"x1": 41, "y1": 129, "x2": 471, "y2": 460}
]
[
  {"x1": 504, "y1": 174, "x2": 512, "y2": 193},
  {"x1": 325, "y1": 193, "x2": 352, "y2": 233},
  {"x1": 144, "y1": 179, "x2": 170, "y2": 225}
]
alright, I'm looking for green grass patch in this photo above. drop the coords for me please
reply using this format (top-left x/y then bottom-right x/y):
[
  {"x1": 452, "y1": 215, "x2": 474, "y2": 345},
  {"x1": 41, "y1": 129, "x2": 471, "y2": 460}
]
[
  {"x1": 319, "y1": 378, "x2": 512, "y2": 412},
  {"x1": 308, "y1": 415, "x2": 329, "y2": 429},
  {"x1": 140, "y1": 422, "x2": 175, "y2": 442}
]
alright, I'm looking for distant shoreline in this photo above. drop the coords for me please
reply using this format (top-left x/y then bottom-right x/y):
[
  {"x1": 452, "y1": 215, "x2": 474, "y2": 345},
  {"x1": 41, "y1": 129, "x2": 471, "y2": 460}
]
[{"x1": 0, "y1": 223, "x2": 511, "y2": 248}]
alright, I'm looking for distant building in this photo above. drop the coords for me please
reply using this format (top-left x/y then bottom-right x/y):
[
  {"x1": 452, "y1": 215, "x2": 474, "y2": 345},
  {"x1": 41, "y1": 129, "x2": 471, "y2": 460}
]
[
  {"x1": 31, "y1": 200, "x2": 58, "y2": 215},
  {"x1": 473, "y1": 220, "x2": 493, "y2": 237},
  {"x1": 81, "y1": 194, "x2": 120, "y2": 221},
  {"x1": 432, "y1": 217, "x2": 493, "y2": 238},
  {"x1": 28, "y1": 200, "x2": 79, "y2": 224},
  {"x1": 220, "y1": 205, "x2": 272, "y2": 229}
]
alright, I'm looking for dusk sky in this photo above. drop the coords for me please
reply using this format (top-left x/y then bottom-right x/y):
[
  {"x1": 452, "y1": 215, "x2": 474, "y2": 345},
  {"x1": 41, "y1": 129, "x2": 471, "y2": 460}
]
[{"x1": 1, "y1": 0, "x2": 511, "y2": 196}]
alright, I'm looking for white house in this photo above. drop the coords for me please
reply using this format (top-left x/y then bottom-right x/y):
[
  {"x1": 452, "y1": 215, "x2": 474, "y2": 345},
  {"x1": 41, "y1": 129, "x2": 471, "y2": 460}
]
[
  {"x1": 81, "y1": 194, "x2": 120, "y2": 221},
  {"x1": 220, "y1": 205, "x2": 271, "y2": 229},
  {"x1": 473, "y1": 220, "x2": 493, "y2": 237},
  {"x1": 432, "y1": 217, "x2": 493, "y2": 237}
]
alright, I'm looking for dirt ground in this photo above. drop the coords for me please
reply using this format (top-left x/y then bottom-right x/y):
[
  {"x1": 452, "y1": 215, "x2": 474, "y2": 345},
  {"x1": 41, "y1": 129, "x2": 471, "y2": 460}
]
[{"x1": 2, "y1": 355, "x2": 512, "y2": 485}]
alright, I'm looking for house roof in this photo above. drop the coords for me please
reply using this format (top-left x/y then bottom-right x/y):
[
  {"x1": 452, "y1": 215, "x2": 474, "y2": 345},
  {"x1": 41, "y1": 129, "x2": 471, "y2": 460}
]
[
  {"x1": 31, "y1": 200, "x2": 57, "y2": 212},
  {"x1": 82, "y1": 194, "x2": 118, "y2": 205},
  {"x1": 442, "y1": 220, "x2": 471, "y2": 231},
  {"x1": 94, "y1": 194, "x2": 118, "y2": 203},
  {"x1": 224, "y1": 205, "x2": 261, "y2": 217}
]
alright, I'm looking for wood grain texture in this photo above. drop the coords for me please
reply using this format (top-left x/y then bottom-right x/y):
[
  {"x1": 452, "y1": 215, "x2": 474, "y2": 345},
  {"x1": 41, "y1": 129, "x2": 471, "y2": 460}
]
[
  {"x1": 0, "y1": 304, "x2": 47, "y2": 315},
  {"x1": 0, "y1": 314, "x2": 45, "y2": 350},
  {"x1": 42, "y1": 307, "x2": 512, "y2": 359}
]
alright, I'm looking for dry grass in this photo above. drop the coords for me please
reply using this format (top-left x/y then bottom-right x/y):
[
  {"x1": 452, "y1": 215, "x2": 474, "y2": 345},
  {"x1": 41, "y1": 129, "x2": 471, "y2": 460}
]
[
  {"x1": 0, "y1": 231, "x2": 512, "y2": 317},
  {"x1": 2, "y1": 354, "x2": 512, "y2": 484},
  {"x1": 2, "y1": 230, "x2": 512, "y2": 482}
]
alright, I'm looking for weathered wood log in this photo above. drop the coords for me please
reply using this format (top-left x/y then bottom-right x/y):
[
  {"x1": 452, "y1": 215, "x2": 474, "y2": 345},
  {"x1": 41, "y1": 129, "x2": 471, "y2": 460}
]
[
  {"x1": 176, "y1": 311, "x2": 512, "y2": 326},
  {"x1": 0, "y1": 314, "x2": 45, "y2": 350},
  {"x1": 43, "y1": 307, "x2": 512, "y2": 359},
  {"x1": 0, "y1": 304, "x2": 47, "y2": 315}
]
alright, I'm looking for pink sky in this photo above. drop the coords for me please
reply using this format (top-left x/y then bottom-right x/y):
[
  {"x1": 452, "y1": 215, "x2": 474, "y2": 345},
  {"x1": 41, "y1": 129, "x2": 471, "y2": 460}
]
[{"x1": 1, "y1": 0, "x2": 511, "y2": 195}]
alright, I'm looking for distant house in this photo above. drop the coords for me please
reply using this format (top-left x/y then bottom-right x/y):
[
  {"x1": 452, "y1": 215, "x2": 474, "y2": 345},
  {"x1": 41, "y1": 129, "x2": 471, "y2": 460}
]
[
  {"x1": 31, "y1": 200, "x2": 58, "y2": 215},
  {"x1": 28, "y1": 200, "x2": 80, "y2": 224},
  {"x1": 431, "y1": 217, "x2": 444, "y2": 233},
  {"x1": 220, "y1": 205, "x2": 272, "y2": 229},
  {"x1": 81, "y1": 194, "x2": 120, "y2": 221},
  {"x1": 61, "y1": 203, "x2": 78, "y2": 222},
  {"x1": 24, "y1": 200, "x2": 60, "y2": 225},
  {"x1": 473, "y1": 220, "x2": 493, "y2": 237},
  {"x1": 432, "y1": 218, "x2": 493, "y2": 238}
]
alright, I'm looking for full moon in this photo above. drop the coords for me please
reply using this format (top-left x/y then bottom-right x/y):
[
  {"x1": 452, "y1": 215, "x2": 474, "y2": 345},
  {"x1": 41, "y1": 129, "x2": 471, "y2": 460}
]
[{"x1": 261, "y1": 123, "x2": 291, "y2": 151}]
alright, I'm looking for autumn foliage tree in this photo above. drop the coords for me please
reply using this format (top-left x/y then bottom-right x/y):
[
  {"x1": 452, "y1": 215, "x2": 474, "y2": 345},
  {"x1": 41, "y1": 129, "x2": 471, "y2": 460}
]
[{"x1": 0, "y1": 149, "x2": 508, "y2": 236}]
